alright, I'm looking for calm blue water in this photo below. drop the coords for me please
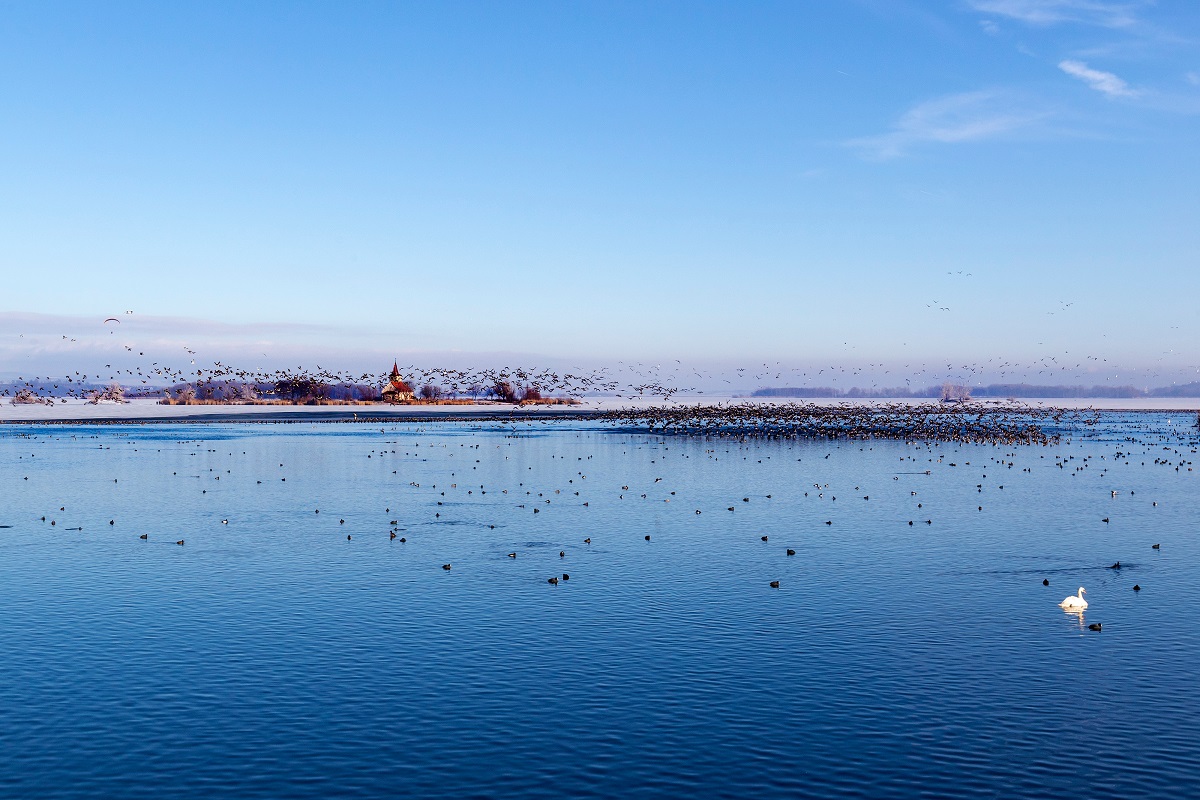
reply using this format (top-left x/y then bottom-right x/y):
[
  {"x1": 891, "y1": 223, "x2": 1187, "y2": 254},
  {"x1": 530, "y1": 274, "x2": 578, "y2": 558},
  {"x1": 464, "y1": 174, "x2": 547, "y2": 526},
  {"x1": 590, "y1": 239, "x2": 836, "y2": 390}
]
[{"x1": 2, "y1": 415, "x2": 1198, "y2": 798}]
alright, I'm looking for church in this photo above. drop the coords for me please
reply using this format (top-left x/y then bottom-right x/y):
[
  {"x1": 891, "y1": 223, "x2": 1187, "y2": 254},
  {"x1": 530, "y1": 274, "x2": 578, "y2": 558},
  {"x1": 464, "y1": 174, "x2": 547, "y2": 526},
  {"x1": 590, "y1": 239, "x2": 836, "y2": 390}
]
[{"x1": 381, "y1": 362, "x2": 414, "y2": 402}]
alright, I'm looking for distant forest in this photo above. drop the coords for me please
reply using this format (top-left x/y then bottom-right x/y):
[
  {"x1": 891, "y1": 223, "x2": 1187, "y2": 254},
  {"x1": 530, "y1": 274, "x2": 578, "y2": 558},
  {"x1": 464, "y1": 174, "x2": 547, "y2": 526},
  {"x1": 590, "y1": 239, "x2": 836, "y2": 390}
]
[{"x1": 751, "y1": 382, "x2": 1200, "y2": 399}]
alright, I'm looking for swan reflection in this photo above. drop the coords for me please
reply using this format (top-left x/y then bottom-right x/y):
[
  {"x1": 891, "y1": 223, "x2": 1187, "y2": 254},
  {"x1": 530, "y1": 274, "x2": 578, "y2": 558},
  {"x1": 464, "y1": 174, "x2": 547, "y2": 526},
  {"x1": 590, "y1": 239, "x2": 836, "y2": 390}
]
[{"x1": 1061, "y1": 608, "x2": 1086, "y2": 630}]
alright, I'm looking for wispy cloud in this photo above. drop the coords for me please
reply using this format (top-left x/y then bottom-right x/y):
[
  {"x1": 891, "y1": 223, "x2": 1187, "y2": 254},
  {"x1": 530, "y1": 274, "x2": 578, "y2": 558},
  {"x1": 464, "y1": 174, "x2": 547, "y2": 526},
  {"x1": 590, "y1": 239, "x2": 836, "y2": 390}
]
[
  {"x1": 1188, "y1": 72, "x2": 1200, "y2": 86},
  {"x1": 1058, "y1": 59, "x2": 1139, "y2": 96},
  {"x1": 846, "y1": 91, "x2": 1043, "y2": 159},
  {"x1": 967, "y1": 0, "x2": 1145, "y2": 28}
]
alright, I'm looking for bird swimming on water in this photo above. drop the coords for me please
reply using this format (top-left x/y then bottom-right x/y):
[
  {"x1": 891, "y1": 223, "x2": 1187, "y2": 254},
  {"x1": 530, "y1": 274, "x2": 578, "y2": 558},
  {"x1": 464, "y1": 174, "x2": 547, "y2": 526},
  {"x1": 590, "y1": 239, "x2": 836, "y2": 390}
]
[{"x1": 1059, "y1": 587, "x2": 1087, "y2": 610}]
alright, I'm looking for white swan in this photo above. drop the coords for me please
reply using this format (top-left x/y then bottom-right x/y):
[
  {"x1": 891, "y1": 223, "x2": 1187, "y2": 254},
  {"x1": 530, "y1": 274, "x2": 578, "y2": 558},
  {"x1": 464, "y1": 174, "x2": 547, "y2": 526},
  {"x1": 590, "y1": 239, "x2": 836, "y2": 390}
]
[{"x1": 1059, "y1": 587, "x2": 1088, "y2": 610}]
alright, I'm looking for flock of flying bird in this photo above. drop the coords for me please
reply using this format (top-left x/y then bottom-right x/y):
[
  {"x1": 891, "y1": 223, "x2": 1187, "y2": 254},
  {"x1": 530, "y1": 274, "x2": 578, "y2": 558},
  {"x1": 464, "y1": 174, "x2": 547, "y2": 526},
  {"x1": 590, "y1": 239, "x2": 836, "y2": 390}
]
[
  {"x1": 0, "y1": 349, "x2": 1157, "y2": 407},
  {"x1": 2, "y1": 308, "x2": 1198, "y2": 405}
]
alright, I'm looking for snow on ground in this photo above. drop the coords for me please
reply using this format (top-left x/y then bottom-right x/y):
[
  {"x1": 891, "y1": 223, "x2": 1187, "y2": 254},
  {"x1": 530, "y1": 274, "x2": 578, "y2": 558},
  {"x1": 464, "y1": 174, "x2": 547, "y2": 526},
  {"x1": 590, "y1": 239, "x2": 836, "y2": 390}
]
[{"x1": 2, "y1": 396, "x2": 1198, "y2": 423}]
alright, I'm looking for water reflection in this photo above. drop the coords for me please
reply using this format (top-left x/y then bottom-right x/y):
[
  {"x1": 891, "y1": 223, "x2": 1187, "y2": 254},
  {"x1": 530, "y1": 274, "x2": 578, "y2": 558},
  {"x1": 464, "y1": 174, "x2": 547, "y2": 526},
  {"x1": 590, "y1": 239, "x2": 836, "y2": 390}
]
[{"x1": 1062, "y1": 608, "x2": 1086, "y2": 631}]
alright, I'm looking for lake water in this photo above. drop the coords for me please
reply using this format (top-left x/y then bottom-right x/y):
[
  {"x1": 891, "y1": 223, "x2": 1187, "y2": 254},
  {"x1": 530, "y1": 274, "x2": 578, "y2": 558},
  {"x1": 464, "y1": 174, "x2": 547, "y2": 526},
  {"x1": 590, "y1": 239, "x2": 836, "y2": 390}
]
[{"x1": 2, "y1": 415, "x2": 1198, "y2": 798}]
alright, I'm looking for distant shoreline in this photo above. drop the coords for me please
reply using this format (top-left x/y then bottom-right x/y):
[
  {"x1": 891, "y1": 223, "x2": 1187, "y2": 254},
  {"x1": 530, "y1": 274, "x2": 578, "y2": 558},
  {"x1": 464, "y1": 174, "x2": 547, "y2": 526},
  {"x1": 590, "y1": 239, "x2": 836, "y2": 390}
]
[
  {"x1": 3, "y1": 396, "x2": 1198, "y2": 424},
  {"x1": 750, "y1": 382, "x2": 1200, "y2": 400}
]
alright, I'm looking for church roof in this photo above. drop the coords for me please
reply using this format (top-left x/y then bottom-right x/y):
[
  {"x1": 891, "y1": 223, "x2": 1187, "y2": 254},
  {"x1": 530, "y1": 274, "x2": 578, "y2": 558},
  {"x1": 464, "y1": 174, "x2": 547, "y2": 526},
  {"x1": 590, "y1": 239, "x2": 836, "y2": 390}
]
[{"x1": 383, "y1": 361, "x2": 412, "y2": 394}]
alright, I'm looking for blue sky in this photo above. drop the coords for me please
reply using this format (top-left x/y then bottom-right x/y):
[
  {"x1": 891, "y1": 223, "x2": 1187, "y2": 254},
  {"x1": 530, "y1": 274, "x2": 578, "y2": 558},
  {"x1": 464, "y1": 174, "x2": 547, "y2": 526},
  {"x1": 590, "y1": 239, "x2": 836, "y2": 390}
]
[{"x1": 2, "y1": 1, "x2": 1198, "y2": 388}]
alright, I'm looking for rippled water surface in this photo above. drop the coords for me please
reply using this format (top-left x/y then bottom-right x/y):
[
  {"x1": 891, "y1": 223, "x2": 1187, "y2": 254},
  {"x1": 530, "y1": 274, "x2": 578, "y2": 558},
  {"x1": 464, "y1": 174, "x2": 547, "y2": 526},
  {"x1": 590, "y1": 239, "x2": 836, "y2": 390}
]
[{"x1": 2, "y1": 415, "x2": 1198, "y2": 798}]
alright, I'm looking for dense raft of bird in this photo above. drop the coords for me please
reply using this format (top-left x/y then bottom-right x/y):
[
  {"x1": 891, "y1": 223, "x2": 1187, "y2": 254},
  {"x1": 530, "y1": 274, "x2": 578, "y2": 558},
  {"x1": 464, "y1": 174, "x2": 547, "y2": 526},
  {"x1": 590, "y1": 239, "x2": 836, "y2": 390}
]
[
  {"x1": 5, "y1": 400, "x2": 1077, "y2": 446},
  {"x1": 599, "y1": 402, "x2": 1074, "y2": 445}
]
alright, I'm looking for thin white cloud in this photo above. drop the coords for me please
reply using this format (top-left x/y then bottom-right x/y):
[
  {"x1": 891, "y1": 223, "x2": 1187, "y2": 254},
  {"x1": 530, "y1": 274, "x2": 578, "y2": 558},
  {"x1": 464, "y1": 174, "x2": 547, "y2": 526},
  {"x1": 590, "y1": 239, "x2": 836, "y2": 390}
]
[
  {"x1": 846, "y1": 91, "x2": 1043, "y2": 159},
  {"x1": 1058, "y1": 59, "x2": 1138, "y2": 96},
  {"x1": 967, "y1": 0, "x2": 1144, "y2": 28},
  {"x1": 1188, "y1": 72, "x2": 1200, "y2": 86}
]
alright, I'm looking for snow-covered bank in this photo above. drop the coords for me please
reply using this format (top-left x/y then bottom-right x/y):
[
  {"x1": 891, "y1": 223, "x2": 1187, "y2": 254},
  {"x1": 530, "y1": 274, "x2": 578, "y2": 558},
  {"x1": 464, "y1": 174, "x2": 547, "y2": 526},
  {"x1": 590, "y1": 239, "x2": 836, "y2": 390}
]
[{"x1": 2, "y1": 396, "x2": 1198, "y2": 423}]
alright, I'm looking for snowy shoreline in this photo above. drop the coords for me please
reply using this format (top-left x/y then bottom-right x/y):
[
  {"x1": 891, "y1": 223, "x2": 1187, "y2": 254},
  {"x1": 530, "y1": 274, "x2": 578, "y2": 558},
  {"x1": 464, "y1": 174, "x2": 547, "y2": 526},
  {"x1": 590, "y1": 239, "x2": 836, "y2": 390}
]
[{"x1": 2, "y1": 396, "x2": 1198, "y2": 424}]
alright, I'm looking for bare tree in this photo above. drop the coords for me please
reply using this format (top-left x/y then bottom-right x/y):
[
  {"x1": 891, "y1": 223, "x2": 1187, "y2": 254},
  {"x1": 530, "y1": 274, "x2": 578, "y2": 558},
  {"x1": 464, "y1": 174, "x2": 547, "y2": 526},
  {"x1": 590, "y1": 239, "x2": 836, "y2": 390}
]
[
  {"x1": 940, "y1": 382, "x2": 971, "y2": 402},
  {"x1": 87, "y1": 383, "x2": 126, "y2": 405},
  {"x1": 11, "y1": 388, "x2": 51, "y2": 406}
]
